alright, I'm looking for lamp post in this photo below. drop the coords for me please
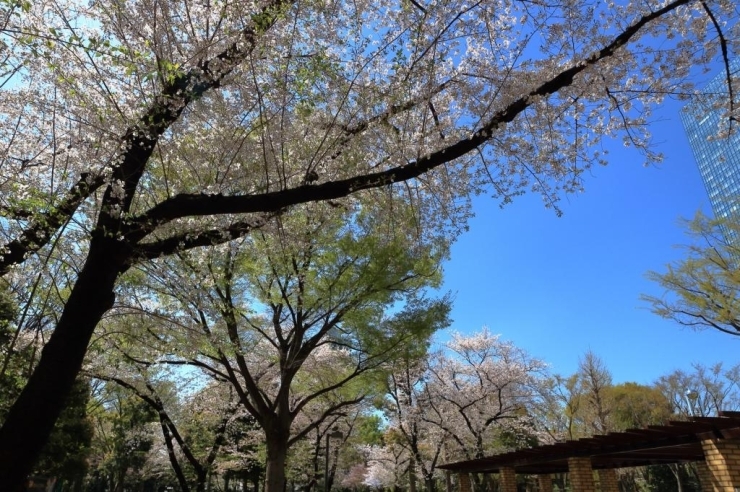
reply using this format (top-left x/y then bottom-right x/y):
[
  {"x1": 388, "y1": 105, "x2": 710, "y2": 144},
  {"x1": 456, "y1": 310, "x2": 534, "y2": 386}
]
[{"x1": 325, "y1": 428, "x2": 344, "y2": 492}]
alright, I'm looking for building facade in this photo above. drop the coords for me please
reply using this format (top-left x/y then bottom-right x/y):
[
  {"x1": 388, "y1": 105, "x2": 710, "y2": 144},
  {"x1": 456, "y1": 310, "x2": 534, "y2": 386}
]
[{"x1": 681, "y1": 62, "x2": 740, "y2": 221}]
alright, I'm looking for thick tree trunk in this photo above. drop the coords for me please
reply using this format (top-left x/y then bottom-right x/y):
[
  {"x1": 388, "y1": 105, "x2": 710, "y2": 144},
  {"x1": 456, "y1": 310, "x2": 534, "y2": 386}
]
[
  {"x1": 425, "y1": 477, "x2": 436, "y2": 492},
  {"x1": 0, "y1": 237, "x2": 124, "y2": 491},
  {"x1": 264, "y1": 436, "x2": 290, "y2": 492},
  {"x1": 161, "y1": 417, "x2": 191, "y2": 492},
  {"x1": 196, "y1": 472, "x2": 208, "y2": 492},
  {"x1": 252, "y1": 471, "x2": 259, "y2": 492},
  {"x1": 409, "y1": 459, "x2": 417, "y2": 492}
]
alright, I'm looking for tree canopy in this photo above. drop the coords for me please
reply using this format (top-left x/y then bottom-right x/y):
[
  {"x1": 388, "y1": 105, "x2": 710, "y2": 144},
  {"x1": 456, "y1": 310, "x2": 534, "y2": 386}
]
[
  {"x1": 89, "y1": 199, "x2": 451, "y2": 492},
  {"x1": 0, "y1": 0, "x2": 738, "y2": 488},
  {"x1": 644, "y1": 212, "x2": 740, "y2": 337}
]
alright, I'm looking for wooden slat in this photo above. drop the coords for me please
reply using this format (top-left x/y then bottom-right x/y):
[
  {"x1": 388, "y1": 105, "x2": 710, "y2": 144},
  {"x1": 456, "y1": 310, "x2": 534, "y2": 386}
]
[{"x1": 438, "y1": 413, "x2": 740, "y2": 474}]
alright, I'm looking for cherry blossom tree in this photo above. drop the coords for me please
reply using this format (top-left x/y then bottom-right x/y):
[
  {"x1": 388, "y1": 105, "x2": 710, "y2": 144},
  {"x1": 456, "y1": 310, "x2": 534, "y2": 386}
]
[
  {"x1": 424, "y1": 329, "x2": 549, "y2": 463},
  {"x1": 383, "y1": 349, "x2": 446, "y2": 492},
  {"x1": 364, "y1": 441, "x2": 410, "y2": 492},
  {"x1": 380, "y1": 329, "x2": 549, "y2": 492},
  {"x1": 342, "y1": 463, "x2": 370, "y2": 492},
  {"x1": 0, "y1": 0, "x2": 738, "y2": 487},
  {"x1": 91, "y1": 323, "x2": 273, "y2": 489},
  {"x1": 93, "y1": 374, "x2": 236, "y2": 492}
]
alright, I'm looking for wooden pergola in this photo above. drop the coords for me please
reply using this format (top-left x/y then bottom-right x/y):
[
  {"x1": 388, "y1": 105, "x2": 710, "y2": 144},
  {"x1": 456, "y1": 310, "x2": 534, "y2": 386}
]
[{"x1": 438, "y1": 411, "x2": 740, "y2": 492}]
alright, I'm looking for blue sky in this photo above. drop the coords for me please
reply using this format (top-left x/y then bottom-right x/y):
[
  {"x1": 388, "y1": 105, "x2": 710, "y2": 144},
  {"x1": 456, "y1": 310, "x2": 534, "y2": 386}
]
[{"x1": 438, "y1": 90, "x2": 739, "y2": 386}]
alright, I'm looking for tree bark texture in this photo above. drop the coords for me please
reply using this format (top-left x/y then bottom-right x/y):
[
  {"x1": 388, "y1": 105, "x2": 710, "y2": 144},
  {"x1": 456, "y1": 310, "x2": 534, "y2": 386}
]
[
  {"x1": 264, "y1": 437, "x2": 290, "y2": 492},
  {"x1": 0, "y1": 237, "x2": 125, "y2": 490}
]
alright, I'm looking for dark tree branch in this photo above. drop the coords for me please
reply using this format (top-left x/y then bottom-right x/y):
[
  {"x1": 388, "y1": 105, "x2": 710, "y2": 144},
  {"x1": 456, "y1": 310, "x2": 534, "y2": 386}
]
[
  {"x1": 288, "y1": 394, "x2": 366, "y2": 446},
  {"x1": 0, "y1": 173, "x2": 106, "y2": 275},
  {"x1": 0, "y1": 0, "x2": 291, "y2": 278},
  {"x1": 131, "y1": 216, "x2": 272, "y2": 262},
  {"x1": 124, "y1": 0, "x2": 692, "y2": 240},
  {"x1": 700, "y1": 0, "x2": 736, "y2": 126}
]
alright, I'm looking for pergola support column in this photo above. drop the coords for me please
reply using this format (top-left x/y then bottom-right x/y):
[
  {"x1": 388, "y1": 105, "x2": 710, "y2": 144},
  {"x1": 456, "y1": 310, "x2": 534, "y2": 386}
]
[
  {"x1": 696, "y1": 462, "x2": 713, "y2": 492},
  {"x1": 568, "y1": 457, "x2": 595, "y2": 492},
  {"x1": 597, "y1": 469, "x2": 619, "y2": 492},
  {"x1": 458, "y1": 473, "x2": 471, "y2": 492},
  {"x1": 538, "y1": 474, "x2": 553, "y2": 492},
  {"x1": 701, "y1": 438, "x2": 740, "y2": 492},
  {"x1": 500, "y1": 467, "x2": 517, "y2": 492}
]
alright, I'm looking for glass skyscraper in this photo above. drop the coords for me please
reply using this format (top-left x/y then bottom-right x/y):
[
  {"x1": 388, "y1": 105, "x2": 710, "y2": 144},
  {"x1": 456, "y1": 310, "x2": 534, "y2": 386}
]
[{"x1": 681, "y1": 62, "x2": 740, "y2": 221}]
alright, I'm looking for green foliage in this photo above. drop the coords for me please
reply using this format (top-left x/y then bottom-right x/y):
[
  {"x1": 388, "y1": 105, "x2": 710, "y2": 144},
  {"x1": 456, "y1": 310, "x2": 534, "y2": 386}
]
[
  {"x1": 0, "y1": 288, "x2": 22, "y2": 425},
  {"x1": 494, "y1": 422, "x2": 539, "y2": 450},
  {"x1": 355, "y1": 414, "x2": 384, "y2": 447},
  {"x1": 343, "y1": 295, "x2": 451, "y2": 370},
  {"x1": 643, "y1": 465, "x2": 700, "y2": 492},
  {"x1": 0, "y1": 294, "x2": 92, "y2": 485},
  {"x1": 550, "y1": 353, "x2": 672, "y2": 439},
  {"x1": 221, "y1": 413, "x2": 264, "y2": 477},
  {"x1": 0, "y1": 288, "x2": 16, "y2": 344},
  {"x1": 644, "y1": 211, "x2": 740, "y2": 336},
  {"x1": 34, "y1": 378, "x2": 94, "y2": 483},
  {"x1": 545, "y1": 355, "x2": 702, "y2": 492},
  {"x1": 606, "y1": 382, "x2": 673, "y2": 430},
  {"x1": 87, "y1": 384, "x2": 158, "y2": 489}
]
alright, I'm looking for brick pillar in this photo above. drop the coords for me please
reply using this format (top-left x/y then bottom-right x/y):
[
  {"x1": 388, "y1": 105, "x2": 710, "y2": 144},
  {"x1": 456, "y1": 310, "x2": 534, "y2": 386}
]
[
  {"x1": 538, "y1": 474, "x2": 553, "y2": 492},
  {"x1": 500, "y1": 467, "x2": 517, "y2": 492},
  {"x1": 458, "y1": 473, "x2": 472, "y2": 492},
  {"x1": 701, "y1": 438, "x2": 740, "y2": 492},
  {"x1": 568, "y1": 457, "x2": 595, "y2": 492},
  {"x1": 597, "y1": 469, "x2": 619, "y2": 492},
  {"x1": 696, "y1": 462, "x2": 713, "y2": 492}
]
